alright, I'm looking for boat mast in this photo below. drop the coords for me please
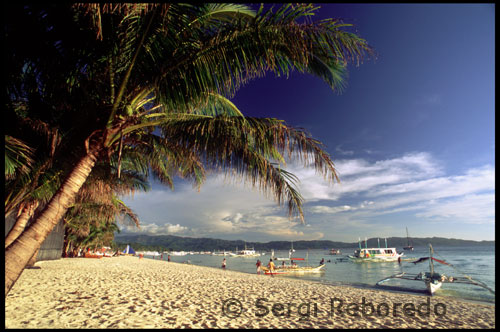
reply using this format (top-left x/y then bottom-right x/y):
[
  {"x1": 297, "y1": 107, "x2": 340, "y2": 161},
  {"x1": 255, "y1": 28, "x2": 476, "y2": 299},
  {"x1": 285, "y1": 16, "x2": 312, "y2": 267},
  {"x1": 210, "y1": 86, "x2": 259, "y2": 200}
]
[
  {"x1": 406, "y1": 227, "x2": 411, "y2": 246},
  {"x1": 429, "y1": 244, "x2": 434, "y2": 276}
]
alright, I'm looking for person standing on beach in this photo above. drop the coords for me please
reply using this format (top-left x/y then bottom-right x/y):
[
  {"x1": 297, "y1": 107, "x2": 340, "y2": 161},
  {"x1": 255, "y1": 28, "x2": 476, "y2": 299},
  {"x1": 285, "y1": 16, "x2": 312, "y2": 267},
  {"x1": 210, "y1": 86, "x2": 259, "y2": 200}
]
[
  {"x1": 222, "y1": 258, "x2": 227, "y2": 270},
  {"x1": 167, "y1": 255, "x2": 171, "y2": 262},
  {"x1": 267, "y1": 258, "x2": 275, "y2": 276},
  {"x1": 256, "y1": 260, "x2": 262, "y2": 274}
]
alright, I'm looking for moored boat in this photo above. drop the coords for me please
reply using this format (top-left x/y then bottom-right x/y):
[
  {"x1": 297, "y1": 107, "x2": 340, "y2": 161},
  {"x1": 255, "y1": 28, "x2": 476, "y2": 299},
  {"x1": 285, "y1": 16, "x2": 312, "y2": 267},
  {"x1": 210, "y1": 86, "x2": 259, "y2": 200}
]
[
  {"x1": 403, "y1": 227, "x2": 414, "y2": 251},
  {"x1": 230, "y1": 244, "x2": 262, "y2": 257},
  {"x1": 376, "y1": 244, "x2": 495, "y2": 296},
  {"x1": 329, "y1": 249, "x2": 342, "y2": 255},
  {"x1": 169, "y1": 251, "x2": 188, "y2": 256},
  {"x1": 137, "y1": 251, "x2": 161, "y2": 257},
  {"x1": 263, "y1": 250, "x2": 325, "y2": 275},
  {"x1": 349, "y1": 237, "x2": 403, "y2": 262},
  {"x1": 211, "y1": 250, "x2": 232, "y2": 256},
  {"x1": 262, "y1": 264, "x2": 325, "y2": 275}
]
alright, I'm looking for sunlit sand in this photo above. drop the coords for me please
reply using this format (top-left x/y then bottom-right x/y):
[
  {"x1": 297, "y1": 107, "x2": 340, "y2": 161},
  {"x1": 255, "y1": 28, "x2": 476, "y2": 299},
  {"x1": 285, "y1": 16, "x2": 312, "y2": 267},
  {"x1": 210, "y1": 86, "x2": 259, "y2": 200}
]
[{"x1": 5, "y1": 256, "x2": 495, "y2": 328}]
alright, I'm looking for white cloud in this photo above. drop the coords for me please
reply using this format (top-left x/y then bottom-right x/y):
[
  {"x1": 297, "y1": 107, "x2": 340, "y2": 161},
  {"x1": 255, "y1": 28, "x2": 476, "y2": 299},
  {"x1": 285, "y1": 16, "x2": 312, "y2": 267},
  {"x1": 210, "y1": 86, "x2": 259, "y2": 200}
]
[
  {"x1": 303, "y1": 162, "x2": 494, "y2": 226},
  {"x1": 415, "y1": 193, "x2": 494, "y2": 223},
  {"x1": 309, "y1": 205, "x2": 353, "y2": 214},
  {"x1": 122, "y1": 222, "x2": 189, "y2": 235},
  {"x1": 120, "y1": 152, "x2": 494, "y2": 241},
  {"x1": 335, "y1": 144, "x2": 355, "y2": 156},
  {"x1": 285, "y1": 151, "x2": 443, "y2": 201}
]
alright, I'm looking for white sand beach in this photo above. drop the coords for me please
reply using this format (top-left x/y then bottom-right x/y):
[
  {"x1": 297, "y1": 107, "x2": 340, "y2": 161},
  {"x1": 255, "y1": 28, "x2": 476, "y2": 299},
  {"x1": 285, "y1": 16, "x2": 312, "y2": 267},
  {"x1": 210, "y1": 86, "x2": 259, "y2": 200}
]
[{"x1": 5, "y1": 256, "x2": 495, "y2": 329}]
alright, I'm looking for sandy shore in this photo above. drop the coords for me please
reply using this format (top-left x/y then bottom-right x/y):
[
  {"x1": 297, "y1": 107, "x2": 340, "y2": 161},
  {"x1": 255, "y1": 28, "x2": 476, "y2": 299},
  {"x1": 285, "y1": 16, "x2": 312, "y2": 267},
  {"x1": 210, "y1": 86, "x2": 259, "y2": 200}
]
[{"x1": 5, "y1": 256, "x2": 495, "y2": 329}]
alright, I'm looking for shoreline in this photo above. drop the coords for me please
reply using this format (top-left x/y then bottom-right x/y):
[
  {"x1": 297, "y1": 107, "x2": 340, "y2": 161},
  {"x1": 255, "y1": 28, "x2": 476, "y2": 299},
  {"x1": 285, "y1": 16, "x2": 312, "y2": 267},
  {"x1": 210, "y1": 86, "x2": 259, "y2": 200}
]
[
  {"x1": 145, "y1": 254, "x2": 496, "y2": 307},
  {"x1": 318, "y1": 279, "x2": 496, "y2": 307},
  {"x1": 5, "y1": 256, "x2": 495, "y2": 329}
]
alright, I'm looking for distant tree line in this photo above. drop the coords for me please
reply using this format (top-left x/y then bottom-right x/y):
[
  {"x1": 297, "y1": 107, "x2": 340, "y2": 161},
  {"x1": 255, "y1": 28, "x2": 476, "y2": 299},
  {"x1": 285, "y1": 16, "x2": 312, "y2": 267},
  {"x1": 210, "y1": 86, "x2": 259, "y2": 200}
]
[{"x1": 114, "y1": 234, "x2": 494, "y2": 252}]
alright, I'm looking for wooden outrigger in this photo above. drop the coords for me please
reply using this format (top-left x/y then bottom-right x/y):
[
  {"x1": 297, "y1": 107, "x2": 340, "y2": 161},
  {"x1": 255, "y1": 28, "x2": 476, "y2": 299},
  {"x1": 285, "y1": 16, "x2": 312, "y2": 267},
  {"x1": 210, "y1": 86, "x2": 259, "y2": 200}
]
[
  {"x1": 263, "y1": 250, "x2": 325, "y2": 275},
  {"x1": 376, "y1": 244, "x2": 495, "y2": 296},
  {"x1": 262, "y1": 264, "x2": 325, "y2": 275}
]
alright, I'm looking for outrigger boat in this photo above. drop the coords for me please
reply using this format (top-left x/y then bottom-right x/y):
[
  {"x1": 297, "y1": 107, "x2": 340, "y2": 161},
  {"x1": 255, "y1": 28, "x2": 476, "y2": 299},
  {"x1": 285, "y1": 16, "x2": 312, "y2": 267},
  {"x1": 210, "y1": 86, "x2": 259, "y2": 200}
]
[
  {"x1": 376, "y1": 244, "x2": 495, "y2": 296},
  {"x1": 262, "y1": 264, "x2": 325, "y2": 275},
  {"x1": 262, "y1": 250, "x2": 325, "y2": 275},
  {"x1": 349, "y1": 237, "x2": 404, "y2": 262}
]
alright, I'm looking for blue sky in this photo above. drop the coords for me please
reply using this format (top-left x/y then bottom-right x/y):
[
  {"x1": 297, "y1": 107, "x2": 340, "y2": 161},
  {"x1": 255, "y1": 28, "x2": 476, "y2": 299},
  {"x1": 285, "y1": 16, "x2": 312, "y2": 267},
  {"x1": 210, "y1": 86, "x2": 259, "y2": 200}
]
[{"x1": 120, "y1": 4, "x2": 494, "y2": 242}]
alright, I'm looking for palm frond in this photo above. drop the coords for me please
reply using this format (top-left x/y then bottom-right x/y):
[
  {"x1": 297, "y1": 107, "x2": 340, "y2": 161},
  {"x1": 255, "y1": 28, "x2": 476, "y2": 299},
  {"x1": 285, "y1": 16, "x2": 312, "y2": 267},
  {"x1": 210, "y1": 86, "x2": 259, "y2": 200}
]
[
  {"x1": 156, "y1": 115, "x2": 338, "y2": 221},
  {"x1": 5, "y1": 136, "x2": 35, "y2": 180},
  {"x1": 142, "y1": 4, "x2": 373, "y2": 114}
]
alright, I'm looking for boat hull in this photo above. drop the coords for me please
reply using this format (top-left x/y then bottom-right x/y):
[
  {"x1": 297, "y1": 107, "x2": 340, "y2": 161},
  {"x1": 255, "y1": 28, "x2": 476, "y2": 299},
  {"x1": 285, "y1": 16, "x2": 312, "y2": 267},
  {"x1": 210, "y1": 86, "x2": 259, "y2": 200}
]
[
  {"x1": 426, "y1": 280, "x2": 443, "y2": 295},
  {"x1": 262, "y1": 264, "x2": 325, "y2": 275},
  {"x1": 350, "y1": 247, "x2": 404, "y2": 262},
  {"x1": 348, "y1": 255, "x2": 403, "y2": 262},
  {"x1": 229, "y1": 253, "x2": 262, "y2": 257}
]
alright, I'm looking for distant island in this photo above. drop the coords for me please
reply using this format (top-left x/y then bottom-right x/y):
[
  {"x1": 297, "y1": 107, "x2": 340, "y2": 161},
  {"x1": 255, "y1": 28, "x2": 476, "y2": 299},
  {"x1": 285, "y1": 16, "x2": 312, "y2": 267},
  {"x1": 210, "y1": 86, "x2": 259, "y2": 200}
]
[{"x1": 114, "y1": 233, "x2": 494, "y2": 252}]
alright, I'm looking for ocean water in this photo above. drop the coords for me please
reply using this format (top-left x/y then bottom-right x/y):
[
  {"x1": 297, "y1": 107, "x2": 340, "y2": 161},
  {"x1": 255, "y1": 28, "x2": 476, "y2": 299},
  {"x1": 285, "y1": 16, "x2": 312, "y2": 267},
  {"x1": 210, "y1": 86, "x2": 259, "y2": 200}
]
[{"x1": 148, "y1": 245, "x2": 495, "y2": 304}]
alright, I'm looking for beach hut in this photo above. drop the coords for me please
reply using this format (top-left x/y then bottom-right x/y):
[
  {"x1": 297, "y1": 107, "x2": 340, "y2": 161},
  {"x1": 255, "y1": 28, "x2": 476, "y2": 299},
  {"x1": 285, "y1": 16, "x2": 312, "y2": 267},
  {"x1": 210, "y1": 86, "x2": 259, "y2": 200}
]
[{"x1": 122, "y1": 245, "x2": 136, "y2": 255}]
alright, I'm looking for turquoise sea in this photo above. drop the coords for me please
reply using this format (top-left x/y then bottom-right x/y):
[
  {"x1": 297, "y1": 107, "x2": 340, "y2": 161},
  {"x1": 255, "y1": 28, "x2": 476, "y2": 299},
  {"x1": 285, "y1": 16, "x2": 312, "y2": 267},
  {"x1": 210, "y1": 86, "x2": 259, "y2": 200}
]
[{"x1": 147, "y1": 245, "x2": 495, "y2": 304}]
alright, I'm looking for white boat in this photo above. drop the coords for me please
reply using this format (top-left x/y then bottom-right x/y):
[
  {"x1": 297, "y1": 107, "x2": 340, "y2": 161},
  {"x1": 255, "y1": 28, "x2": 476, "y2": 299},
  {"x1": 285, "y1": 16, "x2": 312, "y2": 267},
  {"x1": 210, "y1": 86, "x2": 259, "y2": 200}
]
[
  {"x1": 137, "y1": 251, "x2": 161, "y2": 256},
  {"x1": 230, "y1": 248, "x2": 261, "y2": 257},
  {"x1": 271, "y1": 245, "x2": 296, "y2": 261},
  {"x1": 329, "y1": 249, "x2": 342, "y2": 255},
  {"x1": 230, "y1": 244, "x2": 262, "y2": 257},
  {"x1": 349, "y1": 247, "x2": 403, "y2": 262},
  {"x1": 169, "y1": 251, "x2": 188, "y2": 256},
  {"x1": 262, "y1": 264, "x2": 325, "y2": 275},
  {"x1": 263, "y1": 250, "x2": 325, "y2": 275},
  {"x1": 212, "y1": 250, "x2": 233, "y2": 256},
  {"x1": 349, "y1": 237, "x2": 403, "y2": 262},
  {"x1": 376, "y1": 244, "x2": 495, "y2": 296}
]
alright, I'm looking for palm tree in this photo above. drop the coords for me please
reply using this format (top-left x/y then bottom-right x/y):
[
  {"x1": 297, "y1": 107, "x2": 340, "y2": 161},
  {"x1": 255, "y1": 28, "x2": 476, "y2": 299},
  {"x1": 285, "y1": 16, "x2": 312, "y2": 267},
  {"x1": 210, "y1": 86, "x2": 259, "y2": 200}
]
[
  {"x1": 62, "y1": 159, "x2": 148, "y2": 255},
  {"x1": 5, "y1": 115, "x2": 65, "y2": 248},
  {"x1": 5, "y1": 3, "x2": 373, "y2": 295}
]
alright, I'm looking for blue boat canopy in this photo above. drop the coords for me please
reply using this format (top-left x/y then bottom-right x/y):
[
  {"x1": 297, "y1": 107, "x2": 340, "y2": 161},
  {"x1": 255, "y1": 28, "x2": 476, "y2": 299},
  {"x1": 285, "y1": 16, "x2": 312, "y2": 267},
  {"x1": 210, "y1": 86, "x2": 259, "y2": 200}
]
[{"x1": 122, "y1": 245, "x2": 136, "y2": 255}]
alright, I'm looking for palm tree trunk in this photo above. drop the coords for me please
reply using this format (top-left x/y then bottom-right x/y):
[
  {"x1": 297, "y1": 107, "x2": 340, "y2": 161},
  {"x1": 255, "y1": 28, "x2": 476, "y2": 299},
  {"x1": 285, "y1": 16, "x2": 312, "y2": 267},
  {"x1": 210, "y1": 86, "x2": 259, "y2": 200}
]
[
  {"x1": 5, "y1": 150, "x2": 99, "y2": 296},
  {"x1": 5, "y1": 201, "x2": 39, "y2": 248},
  {"x1": 63, "y1": 237, "x2": 72, "y2": 257},
  {"x1": 26, "y1": 248, "x2": 40, "y2": 268}
]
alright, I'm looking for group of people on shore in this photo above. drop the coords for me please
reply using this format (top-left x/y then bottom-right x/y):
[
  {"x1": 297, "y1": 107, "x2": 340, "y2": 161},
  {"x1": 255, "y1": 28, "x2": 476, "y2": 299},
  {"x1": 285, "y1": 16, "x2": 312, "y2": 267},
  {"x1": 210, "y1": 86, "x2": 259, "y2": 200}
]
[
  {"x1": 222, "y1": 257, "x2": 328, "y2": 273},
  {"x1": 221, "y1": 258, "x2": 275, "y2": 274},
  {"x1": 255, "y1": 259, "x2": 275, "y2": 274}
]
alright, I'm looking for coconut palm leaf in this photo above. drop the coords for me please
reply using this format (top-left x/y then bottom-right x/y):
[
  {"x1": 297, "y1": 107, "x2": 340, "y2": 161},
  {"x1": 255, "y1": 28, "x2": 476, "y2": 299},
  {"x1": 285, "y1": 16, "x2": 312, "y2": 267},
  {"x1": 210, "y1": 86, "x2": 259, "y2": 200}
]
[
  {"x1": 5, "y1": 136, "x2": 34, "y2": 180},
  {"x1": 154, "y1": 115, "x2": 338, "y2": 221}
]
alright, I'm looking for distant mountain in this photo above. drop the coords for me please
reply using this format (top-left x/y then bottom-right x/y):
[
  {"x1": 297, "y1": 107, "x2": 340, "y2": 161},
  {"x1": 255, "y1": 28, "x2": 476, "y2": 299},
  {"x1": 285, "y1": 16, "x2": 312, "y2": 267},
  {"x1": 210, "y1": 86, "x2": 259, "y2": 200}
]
[{"x1": 114, "y1": 233, "x2": 494, "y2": 252}]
